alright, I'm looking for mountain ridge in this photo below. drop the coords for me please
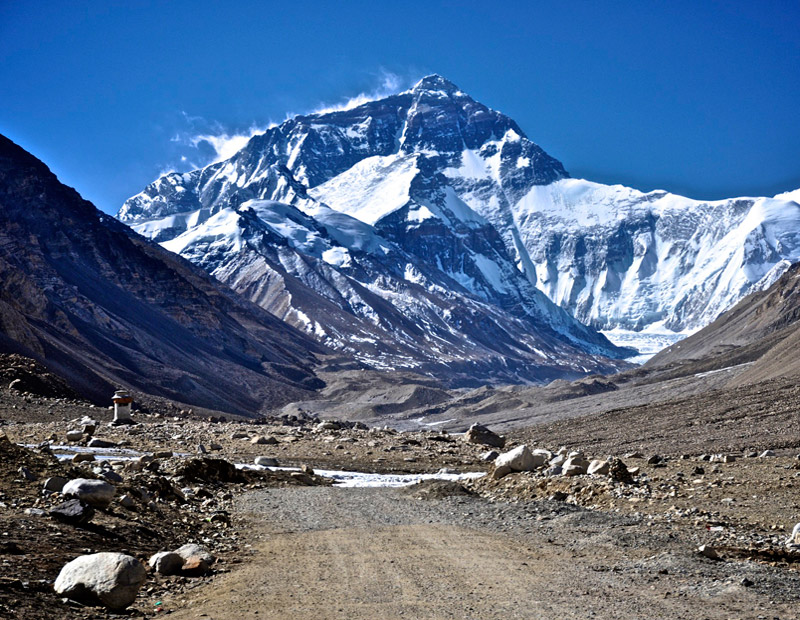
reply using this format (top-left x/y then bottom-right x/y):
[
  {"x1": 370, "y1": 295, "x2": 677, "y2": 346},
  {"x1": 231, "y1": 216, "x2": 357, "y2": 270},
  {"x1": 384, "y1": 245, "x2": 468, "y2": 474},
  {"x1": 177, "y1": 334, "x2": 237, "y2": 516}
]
[
  {"x1": 119, "y1": 74, "x2": 800, "y2": 375},
  {"x1": 0, "y1": 134, "x2": 325, "y2": 414}
]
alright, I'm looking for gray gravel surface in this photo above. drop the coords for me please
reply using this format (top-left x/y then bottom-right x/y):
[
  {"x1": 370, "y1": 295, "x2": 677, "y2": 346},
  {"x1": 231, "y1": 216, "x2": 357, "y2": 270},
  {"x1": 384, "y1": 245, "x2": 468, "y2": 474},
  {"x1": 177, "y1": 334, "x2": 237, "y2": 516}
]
[{"x1": 206, "y1": 486, "x2": 800, "y2": 619}]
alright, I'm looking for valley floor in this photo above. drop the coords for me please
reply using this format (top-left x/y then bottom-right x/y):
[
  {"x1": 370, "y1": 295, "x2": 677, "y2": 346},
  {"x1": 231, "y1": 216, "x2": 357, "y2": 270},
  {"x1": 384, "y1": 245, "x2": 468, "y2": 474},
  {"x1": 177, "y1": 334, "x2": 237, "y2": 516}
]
[{"x1": 2, "y1": 373, "x2": 800, "y2": 619}]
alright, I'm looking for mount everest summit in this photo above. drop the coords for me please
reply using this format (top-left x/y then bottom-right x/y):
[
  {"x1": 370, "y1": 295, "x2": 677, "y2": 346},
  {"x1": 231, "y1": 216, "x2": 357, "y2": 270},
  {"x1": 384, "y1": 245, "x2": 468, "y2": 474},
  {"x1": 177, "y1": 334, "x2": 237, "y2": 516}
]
[{"x1": 119, "y1": 74, "x2": 800, "y2": 382}]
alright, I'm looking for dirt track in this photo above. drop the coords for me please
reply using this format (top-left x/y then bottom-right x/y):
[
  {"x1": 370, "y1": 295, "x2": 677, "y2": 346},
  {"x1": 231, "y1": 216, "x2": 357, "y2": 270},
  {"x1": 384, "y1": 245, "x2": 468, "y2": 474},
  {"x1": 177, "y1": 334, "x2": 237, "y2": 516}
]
[{"x1": 165, "y1": 487, "x2": 800, "y2": 620}]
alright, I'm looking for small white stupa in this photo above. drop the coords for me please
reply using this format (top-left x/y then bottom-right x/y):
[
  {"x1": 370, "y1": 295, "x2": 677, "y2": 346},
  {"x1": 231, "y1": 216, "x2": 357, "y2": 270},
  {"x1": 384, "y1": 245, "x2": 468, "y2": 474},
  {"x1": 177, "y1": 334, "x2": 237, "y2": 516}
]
[{"x1": 111, "y1": 389, "x2": 134, "y2": 425}]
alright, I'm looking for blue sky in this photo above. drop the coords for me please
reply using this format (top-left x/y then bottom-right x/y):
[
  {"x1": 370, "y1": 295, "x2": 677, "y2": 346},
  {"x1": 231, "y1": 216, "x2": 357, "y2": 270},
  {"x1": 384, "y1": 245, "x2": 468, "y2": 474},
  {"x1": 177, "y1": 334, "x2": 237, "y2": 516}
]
[{"x1": 1, "y1": 0, "x2": 798, "y2": 214}]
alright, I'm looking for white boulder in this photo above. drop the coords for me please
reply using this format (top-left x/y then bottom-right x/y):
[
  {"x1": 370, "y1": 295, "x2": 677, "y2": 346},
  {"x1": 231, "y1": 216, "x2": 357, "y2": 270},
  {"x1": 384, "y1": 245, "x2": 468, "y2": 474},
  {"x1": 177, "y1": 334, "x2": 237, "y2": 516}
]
[
  {"x1": 54, "y1": 552, "x2": 146, "y2": 609},
  {"x1": 66, "y1": 430, "x2": 83, "y2": 442},
  {"x1": 587, "y1": 459, "x2": 610, "y2": 476},
  {"x1": 494, "y1": 445, "x2": 544, "y2": 473},
  {"x1": 62, "y1": 478, "x2": 115, "y2": 508},
  {"x1": 148, "y1": 551, "x2": 184, "y2": 576},
  {"x1": 562, "y1": 456, "x2": 590, "y2": 476},
  {"x1": 175, "y1": 543, "x2": 215, "y2": 565}
]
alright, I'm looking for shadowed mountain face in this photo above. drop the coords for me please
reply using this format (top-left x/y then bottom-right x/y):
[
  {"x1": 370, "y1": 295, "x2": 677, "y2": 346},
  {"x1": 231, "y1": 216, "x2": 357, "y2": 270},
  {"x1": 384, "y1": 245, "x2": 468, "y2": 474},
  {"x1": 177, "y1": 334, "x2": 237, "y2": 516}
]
[
  {"x1": 646, "y1": 261, "x2": 800, "y2": 384},
  {"x1": 0, "y1": 134, "x2": 325, "y2": 415}
]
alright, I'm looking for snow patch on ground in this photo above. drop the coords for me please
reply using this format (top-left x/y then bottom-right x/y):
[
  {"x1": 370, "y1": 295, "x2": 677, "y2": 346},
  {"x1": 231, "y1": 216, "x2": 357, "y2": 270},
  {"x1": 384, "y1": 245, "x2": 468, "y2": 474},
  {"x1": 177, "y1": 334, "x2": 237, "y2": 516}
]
[{"x1": 238, "y1": 464, "x2": 485, "y2": 488}]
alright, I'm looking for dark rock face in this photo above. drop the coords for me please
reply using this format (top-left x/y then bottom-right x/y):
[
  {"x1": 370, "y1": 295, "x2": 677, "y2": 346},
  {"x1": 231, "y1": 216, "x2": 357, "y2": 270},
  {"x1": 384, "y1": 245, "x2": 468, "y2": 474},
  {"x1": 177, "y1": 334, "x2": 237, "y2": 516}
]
[
  {"x1": 463, "y1": 424, "x2": 505, "y2": 449},
  {"x1": 0, "y1": 134, "x2": 324, "y2": 415},
  {"x1": 49, "y1": 499, "x2": 95, "y2": 525},
  {"x1": 174, "y1": 458, "x2": 243, "y2": 483},
  {"x1": 1, "y1": 353, "x2": 78, "y2": 398}
]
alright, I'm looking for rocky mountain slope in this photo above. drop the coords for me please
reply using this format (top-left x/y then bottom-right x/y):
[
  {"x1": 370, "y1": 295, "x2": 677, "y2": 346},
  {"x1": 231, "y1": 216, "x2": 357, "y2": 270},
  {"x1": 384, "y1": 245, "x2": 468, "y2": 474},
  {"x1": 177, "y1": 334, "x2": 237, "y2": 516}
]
[
  {"x1": 0, "y1": 134, "x2": 324, "y2": 414},
  {"x1": 646, "y1": 260, "x2": 800, "y2": 383},
  {"x1": 120, "y1": 75, "x2": 800, "y2": 359}
]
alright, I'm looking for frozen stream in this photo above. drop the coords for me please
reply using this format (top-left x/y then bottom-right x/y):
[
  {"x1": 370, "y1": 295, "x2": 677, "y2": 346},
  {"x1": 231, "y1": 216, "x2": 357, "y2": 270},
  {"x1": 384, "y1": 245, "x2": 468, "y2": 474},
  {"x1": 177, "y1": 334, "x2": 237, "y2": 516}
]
[{"x1": 28, "y1": 444, "x2": 485, "y2": 488}]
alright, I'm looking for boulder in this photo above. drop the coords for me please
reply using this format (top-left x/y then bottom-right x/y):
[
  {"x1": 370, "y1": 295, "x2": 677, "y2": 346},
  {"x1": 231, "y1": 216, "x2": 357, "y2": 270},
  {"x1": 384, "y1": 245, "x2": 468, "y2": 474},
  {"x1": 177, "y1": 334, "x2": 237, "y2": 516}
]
[
  {"x1": 87, "y1": 438, "x2": 116, "y2": 449},
  {"x1": 54, "y1": 552, "x2": 146, "y2": 609},
  {"x1": 251, "y1": 435, "x2": 278, "y2": 445},
  {"x1": 43, "y1": 476, "x2": 68, "y2": 493},
  {"x1": 491, "y1": 464, "x2": 513, "y2": 480},
  {"x1": 545, "y1": 464, "x2": 563, "y2": 476},
  {"x1": 49, "y1": 499, "x2": 95, "y2": 525},
  {"x1": 148, "y1": 551, "x2": 184, "y2": 576},
  {"x1": 254, "y1": 456, "x2": 278, "y2": 467},
  {"x1": 562, "y1": 456, "x2": 589, "y2": 476},
  {"x1": 697, "y1": 544, "x2": 719, "y2": 560},
  {"x1": 99, "y1": 469, "x2": 123, "y2": 483},
  {"x1": 290, "y1": 471, "x2": 315, "y2": 485},
  {"x1": 587, "y1": 459, "x2": 610, "y2": 476},
  {"x1": 759, "y1": 450, "x2": 777, "y2": 458},
  {"x1": 174, "y1": 544, "x2": 215, "y2": 574},
  {"x1": 462, "y1": 424, "x2": 505, "y2": 448},
  {"x1": 494, "y1": 445, "x2": 543, "y2": 472},
  {"x1": 479, "y1": 450, "x2": 499, "y2": 462},
  {"x1": 66, "y1": 430, "x2": 84, "y2": 442},
  {"x1": 789, "y1": 523, "x2": 800, "y2": 546},
  {"x1": 62, "y1": 478, "x2": 115, "y2": 508},
  {"x1": 181, "y1": 556, "x2": 210, "y2": 576},
  {"x1": 79, "y1": 417, "x2": 98, "y2": 429},
  {"x1": 175, "y1": 543, "x2": 215, "y2": 565}
]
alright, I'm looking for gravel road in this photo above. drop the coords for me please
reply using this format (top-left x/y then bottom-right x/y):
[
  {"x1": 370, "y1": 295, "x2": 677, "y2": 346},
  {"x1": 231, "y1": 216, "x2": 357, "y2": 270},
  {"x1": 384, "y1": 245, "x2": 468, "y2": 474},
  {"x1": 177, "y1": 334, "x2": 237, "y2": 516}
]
[{"x1": 165, "y1": 485, "x2": 800, "y2": 619}]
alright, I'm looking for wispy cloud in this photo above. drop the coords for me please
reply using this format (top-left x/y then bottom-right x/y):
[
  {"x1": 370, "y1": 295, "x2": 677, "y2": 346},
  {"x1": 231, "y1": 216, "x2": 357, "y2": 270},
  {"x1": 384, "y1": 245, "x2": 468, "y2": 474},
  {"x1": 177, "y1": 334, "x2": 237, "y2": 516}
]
[
  {"x1": 171, "y1": 111, "x2": 274, "y2": 164},
  {"x1": 189, "y1": 129, "x2": 264, "y2": 163},
  {"x1": 311, "y1": 70, "x2": 407, "y2": 115}
]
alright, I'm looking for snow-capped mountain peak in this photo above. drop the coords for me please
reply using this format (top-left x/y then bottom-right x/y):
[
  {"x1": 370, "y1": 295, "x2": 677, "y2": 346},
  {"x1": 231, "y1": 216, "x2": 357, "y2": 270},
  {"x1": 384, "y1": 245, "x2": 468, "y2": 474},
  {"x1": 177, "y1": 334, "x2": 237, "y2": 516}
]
[
  {"x1": 411, "y1": 73, "x2": 461, "y2": 94},
  {"x1": 119, "y1": 74, "x2": 800, "y2": 378}
]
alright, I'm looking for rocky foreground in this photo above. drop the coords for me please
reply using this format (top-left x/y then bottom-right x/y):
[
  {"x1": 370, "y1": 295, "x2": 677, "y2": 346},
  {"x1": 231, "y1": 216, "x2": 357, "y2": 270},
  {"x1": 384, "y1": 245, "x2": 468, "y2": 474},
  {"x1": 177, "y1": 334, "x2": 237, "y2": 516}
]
[{"x1": 1, "y1": 382, "x2": 800, "y2": 618}]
